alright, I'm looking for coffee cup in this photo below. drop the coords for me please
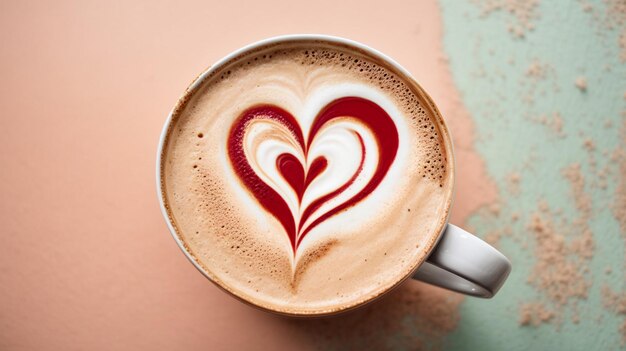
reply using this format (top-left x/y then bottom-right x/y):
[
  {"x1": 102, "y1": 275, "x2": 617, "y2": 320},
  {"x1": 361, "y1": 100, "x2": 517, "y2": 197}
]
[{"x1": 156, "y1": 34, "x2": 511, "y2": 316}]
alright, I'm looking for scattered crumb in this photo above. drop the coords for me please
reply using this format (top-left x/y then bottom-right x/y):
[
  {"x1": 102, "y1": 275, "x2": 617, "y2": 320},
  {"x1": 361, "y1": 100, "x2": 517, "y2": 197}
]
[
  {"x1": 485, "y1": 230, "x2": 502, "y2": 246},
  {"x1": 601, "y1": 285, "x2": 626, "y2": 314},
  {"x1": 575, "y1": 76, "x2": 588, "y2": 91},
  {"x1": 520, "y1": 164, "x2": 595, "y2": 326},
  {"x1": 473, "y1": 0, "x2": 540, "y2": 38},
  {"x1": 601, "y1": 284, "x2": 626, "y2": 344},
  {"x1": 506, "y1": 172, "x2": 521, "y2": 196},
  {"x1": 562, "y1": 164, "x2": 592, "y2": 216},
  {"x1": 606, "y1": 118, "x2": 626, "y2": 343},
  {"x1": 531, "y1": 112, "x2": 565, "y2": 137},
  {"x1": 583, "y1": 138, "x2": 595, "y2": 151},
  {"x1": 527, "y1": 209, "x2": 591, "y2": 306},
  {"x1": 612, "y1": 120, "x2": 626, "y2": 236},
  {"x1": 585, "y1": 0, "x2": 626, "y2": 62},
  {"x1": 571, "y1": 303, "x2": 581, "y2": 324},
  {"x1": 489, "y1": 203, "x2": 501, "y2": 216},
  {"x1": 604, "y1": 0, "x2": 626, "y2": 62},
  {"x1": 519, "y1": 303, "x2": 555, "y2": 326},
  {"x1": 551, "y1": 112, "x2": 564, "y2": 135},
  {"x1": 526, "y1": 60, "x2": 548, "y2": 79},
  {"x1": 594, "y1": 164, "x2": 610, "y2": 190},
  {"x1": 605, "y1": 119, "x2": 614, "y2": 128}
]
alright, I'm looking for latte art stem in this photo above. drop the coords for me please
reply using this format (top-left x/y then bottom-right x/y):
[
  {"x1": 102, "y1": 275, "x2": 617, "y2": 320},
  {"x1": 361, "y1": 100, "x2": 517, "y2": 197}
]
[
  {"x1": 296, "y1": 132, "x2": 365, "y2": 245},
  {"x1": 227, "y1": 97, "x2": 399, "y2": 256}
]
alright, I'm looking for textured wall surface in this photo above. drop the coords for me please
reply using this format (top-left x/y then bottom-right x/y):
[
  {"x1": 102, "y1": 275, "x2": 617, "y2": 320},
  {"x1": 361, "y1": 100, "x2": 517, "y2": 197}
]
[
  {"x1": 440, "y1": 1, "x2": 625, "y2": 349},
  {"x1": 0, "y1": 0, "x2": 623, "y2": 350}
]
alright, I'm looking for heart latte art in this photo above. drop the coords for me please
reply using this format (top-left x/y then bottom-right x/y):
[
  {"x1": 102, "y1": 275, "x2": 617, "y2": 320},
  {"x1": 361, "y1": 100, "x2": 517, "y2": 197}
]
[
  {"x1": 161, "y1": 41, "x2": 453, "y2": 315},
  {"x1": 228, "y1": 97, "x2": 399, "y2": 254}
]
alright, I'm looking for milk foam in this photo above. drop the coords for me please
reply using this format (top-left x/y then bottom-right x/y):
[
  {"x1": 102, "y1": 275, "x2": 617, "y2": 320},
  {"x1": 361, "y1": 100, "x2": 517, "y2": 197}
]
[
  {"x1": 161, "y1": 40, "x2": 453, "y2": 315},
  {"x1": 244, "y1": 83, "x2": 406, "y2": 247}
]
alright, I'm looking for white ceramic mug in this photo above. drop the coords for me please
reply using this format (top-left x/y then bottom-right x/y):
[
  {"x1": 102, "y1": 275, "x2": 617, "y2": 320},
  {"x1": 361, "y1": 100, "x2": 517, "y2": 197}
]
[{"x1": 157, "y1": 35, "x2": 511, "y2": 313}]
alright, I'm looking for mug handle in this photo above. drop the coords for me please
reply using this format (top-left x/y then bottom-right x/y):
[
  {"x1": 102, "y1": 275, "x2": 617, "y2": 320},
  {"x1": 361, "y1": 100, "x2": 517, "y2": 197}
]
[{"x1": 412, "y1": 224, "x2": 512, "y2": 298}]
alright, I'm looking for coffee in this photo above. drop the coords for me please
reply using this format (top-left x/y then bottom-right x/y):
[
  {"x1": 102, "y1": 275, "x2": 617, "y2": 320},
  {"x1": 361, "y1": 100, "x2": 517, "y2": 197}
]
[{"x1": 160, "y1": 39, "x2": 453, "y2": 315}]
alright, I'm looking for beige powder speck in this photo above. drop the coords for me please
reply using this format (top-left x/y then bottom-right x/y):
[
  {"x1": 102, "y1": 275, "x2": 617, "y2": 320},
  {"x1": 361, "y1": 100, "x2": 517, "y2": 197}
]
[
  {"x1": 519, "y1": 303, "x2": 555, "y2": 326},
  {"x1": 575, "y1": 77, "x2": 588, "y2": 91},
  {"x1": 532, "y1": 112, "x2": 565, "y2": 137},
  {"x1": 507, "y1": 172, "x2": 521, "y2": 196},
  {"x1": 526, "y1": 60, "x2": 548, "y2": 79},
  {"x1": 608, "y1": 119, "x2": 626, "y2": 343},
  {"x1": 519, "y1": 163, "x2": 595, "y2": 326},
  {"x1": 601, "y1": 285, "x2": 626, "y2": 314},
  {"x1": 485, "y1": 230, "x2": 502, "y2": 246},
  {"x1": 489, "y1": 203, "x2": 501, "y2": 216},
  {"x1": 601, "y1": 285, "x2": 626, "y2": 344},
  {"x1": 612, "y1": 120, "x2": 626, "y2": 236},
  {"x1": 474, "y1": 0, "x2": 540, "y2": 38},
  {"x1": 587, "y1": 0, "x2": 626, "y2": 62}
]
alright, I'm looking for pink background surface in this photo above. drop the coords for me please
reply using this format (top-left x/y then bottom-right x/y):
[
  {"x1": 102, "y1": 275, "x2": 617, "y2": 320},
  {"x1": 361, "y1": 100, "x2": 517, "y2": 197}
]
[{"x1": 0, "y1": 0, "x2": 493, "y2": 349}]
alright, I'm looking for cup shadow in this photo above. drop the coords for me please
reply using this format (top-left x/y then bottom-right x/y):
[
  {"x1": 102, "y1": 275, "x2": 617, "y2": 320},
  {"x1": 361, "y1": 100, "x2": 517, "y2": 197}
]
[{"x1": 282, "y1": 280, "x2": 463, "y2": 350}]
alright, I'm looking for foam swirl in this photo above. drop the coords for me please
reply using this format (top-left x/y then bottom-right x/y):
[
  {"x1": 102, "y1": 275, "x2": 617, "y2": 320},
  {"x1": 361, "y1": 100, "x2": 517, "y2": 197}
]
[{"x1": 228, "y1": 97, "x2": 399, "y2": 254}]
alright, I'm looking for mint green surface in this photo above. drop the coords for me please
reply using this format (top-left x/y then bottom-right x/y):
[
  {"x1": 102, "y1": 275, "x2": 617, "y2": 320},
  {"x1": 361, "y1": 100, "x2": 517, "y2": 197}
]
[{"x1": 439, "y1": 1, "x2": 625, "y2": 350}]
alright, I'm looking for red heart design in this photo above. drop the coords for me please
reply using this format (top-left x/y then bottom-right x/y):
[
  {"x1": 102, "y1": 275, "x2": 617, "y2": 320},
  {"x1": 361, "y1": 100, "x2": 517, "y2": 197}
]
[
  {"x1": 276, "y1": 153, "x2": 328, "y2": 203},
  {"x1": 228, "y1": 97, "x2": 399, "y2": 255}
]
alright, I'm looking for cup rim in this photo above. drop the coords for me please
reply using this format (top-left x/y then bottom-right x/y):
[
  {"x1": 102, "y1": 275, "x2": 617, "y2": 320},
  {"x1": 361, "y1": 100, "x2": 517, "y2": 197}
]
[{"x1": 156, "y1": 34, "x2": 455, "y2": 317}]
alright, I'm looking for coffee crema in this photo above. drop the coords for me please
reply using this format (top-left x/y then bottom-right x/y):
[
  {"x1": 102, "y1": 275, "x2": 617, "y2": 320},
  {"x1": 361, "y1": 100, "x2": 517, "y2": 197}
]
[{"x1": 160, "y1": 39, "x2": 454, "y2": 315}]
